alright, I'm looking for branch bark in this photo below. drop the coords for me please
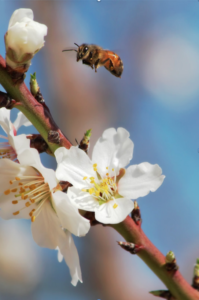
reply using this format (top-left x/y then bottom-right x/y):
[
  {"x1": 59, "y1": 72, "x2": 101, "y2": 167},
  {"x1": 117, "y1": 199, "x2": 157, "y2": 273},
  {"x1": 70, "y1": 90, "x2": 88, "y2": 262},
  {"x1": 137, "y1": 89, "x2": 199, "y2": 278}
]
[
  {"x1": 112, "y1": 216, "x2": 199, "y2": 300},
  {"x1": 0, "y1": 55, "x2": 72, "y2": 154}
]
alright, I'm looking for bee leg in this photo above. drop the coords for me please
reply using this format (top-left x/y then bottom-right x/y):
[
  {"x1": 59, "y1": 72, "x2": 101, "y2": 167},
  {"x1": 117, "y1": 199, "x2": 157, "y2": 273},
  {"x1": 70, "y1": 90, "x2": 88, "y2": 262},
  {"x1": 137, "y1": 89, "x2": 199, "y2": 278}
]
[
  {"x1": 82, "y1": 59, "x2": 93, "y2": 69},
  {"x1": 94, "y1": 59, "x2": 100, "y2": 72}
]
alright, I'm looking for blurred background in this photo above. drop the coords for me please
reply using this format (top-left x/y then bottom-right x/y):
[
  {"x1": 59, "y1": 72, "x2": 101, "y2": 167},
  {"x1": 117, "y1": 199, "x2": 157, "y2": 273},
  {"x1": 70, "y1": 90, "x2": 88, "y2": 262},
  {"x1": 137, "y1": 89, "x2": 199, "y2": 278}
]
[{"x1": 0, "y1": 0, "x2": 199, "y2": 299}]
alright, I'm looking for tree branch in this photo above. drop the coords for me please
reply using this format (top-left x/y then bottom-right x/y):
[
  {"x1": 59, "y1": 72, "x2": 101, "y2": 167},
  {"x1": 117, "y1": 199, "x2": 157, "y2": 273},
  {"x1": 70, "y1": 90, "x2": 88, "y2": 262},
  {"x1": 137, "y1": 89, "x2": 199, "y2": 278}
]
[
  {"x1": 0, "y1": 55, "x2": 72, "y2": 153},
  {"x1": 112, "y1": 216, "x2": 199, "y2": 300}
]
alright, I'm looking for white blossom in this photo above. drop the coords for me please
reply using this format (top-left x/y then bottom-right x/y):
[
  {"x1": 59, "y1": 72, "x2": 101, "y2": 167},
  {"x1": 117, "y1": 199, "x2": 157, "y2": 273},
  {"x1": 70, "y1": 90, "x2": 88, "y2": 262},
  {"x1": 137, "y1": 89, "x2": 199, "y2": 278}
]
[
  {"x1": 5, "y1": 8, "x2": 47, "y2": 71},
  {"x1": 55, "y1": 128, "x2": 165, "y2": 224},
  {"x1": 0, "y1": 148, "x2": 90, "y2": 285},
  {"x1": 0, "y1": 108, "x2": 31, "y2": 161}
]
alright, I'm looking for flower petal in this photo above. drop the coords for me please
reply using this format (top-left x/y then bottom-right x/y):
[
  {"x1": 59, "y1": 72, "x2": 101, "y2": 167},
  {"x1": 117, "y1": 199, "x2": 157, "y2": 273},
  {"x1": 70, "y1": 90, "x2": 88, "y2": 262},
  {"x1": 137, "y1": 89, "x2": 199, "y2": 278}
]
[
  {"x1": 0, "y1": 108, "x2": 12, "y2": 135},
  {"x1": 118, "y1": 162, "x2": 165, "y2": 199},
  {"x1": 53, "y1": 191, "x2": 90, "y2": 237},
  {"x1": 95, "y1": 197, "x2": 134, "y2": 224},
  {"x1": 92, "y1": 127, "x2": 134, "y2": 176},
  {"x1": 31, "y1": 201, "x2": 82, "y2": 285},
  {"x1": 68, "y1": 186, "x2": 100, "y2": 211},
  {"x1": 58, "y1": 230, "x2": 82, "y2": 286},
  {"x1": 8, "y1": 134, "x2": 30, "y2": 155},
  {"x1": 55, "y1": 147, "x2": 95, "y2": 189},
  {"x1": 8, "y1": 8, "x2": 33, "y2": 29},
  {"x1": 13, "y1": 111, "x2": 32, "y2": 132},
  {"x1": 18, "y1": 148, "x2": 57, "y2": 190}
]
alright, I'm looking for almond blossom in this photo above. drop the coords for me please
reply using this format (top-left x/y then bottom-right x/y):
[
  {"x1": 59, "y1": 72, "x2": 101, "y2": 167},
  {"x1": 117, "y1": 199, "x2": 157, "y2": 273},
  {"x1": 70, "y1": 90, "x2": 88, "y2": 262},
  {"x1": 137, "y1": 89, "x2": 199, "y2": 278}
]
[
  {"x1": 0, "y1": 147, "x2": 90, "y2": 286},
  {"x1": 0, "y1": 108, "x2": 31, "y2": 161},
  {"x1": 55, "y1": 128, "x2": 165, "y2": 224},
  {"x1": 5, "y1": 8, "x2": 47, "y2": 72}
]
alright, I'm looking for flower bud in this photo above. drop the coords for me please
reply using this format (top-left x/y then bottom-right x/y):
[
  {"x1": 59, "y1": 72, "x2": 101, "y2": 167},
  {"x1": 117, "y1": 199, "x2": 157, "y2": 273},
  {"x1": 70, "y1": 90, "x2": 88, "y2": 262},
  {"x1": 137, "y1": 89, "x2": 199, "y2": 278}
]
[{"x1": 5, "y1": 8, "x2": 47, "y2": 74}]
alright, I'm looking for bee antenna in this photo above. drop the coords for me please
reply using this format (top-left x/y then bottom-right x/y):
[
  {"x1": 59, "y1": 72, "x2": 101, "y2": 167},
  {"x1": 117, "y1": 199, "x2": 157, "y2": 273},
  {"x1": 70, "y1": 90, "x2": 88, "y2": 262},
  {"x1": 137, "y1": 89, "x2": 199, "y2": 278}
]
[
  {"x1": 62, "y1": 49, "x2": 78, "y2": 52},
  {"x1": 74, "y1": 43, "x2": 80, "y2": 47}
]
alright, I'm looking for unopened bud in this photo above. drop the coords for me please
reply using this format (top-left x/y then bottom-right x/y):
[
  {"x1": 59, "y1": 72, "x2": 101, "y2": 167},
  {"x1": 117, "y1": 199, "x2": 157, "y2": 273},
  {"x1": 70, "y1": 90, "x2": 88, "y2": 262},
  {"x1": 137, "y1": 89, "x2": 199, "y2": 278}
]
[
  {"x1": 150, "y1": 290, "x2": 175, "y2": 299},
  {"x1": 79, "y1": 129, "x2": 92, "y2": 153},
  {"x1": 165, "y1": 251, "x2": 178, "y2": 272},
  {"x1": 30, "y1": 73, "x2": 44, "y2": 103},
  {"x1": 165, "y1": 251, "x2": 175, "y2": 263},
  {"x1": 117, "y1": 241, "x2": 143, "y2": 254},
  {"x1": 5, "y1": 8, "x2": 47, "y2": 79}
]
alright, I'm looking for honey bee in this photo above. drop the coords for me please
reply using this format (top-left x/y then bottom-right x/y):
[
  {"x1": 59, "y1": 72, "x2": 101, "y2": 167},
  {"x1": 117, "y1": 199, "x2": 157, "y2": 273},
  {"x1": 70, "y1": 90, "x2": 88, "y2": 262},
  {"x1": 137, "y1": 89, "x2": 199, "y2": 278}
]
[{"x1": 62, "y1": 43, "x2": 123, "y2": 78}]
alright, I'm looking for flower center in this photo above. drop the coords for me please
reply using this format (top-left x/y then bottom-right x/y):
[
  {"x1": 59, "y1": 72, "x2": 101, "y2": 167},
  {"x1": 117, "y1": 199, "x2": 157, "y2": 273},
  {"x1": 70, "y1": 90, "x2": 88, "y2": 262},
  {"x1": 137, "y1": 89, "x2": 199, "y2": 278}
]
[
  {"x1": 82, "y1": 164, "x2": 118, "y2": 206},
  {"x1": 4, "y1": 172, "x2": 51, "y2": 222},
  {"x1": 0, "y1": 136, "x2": 17, "y2": 161}
]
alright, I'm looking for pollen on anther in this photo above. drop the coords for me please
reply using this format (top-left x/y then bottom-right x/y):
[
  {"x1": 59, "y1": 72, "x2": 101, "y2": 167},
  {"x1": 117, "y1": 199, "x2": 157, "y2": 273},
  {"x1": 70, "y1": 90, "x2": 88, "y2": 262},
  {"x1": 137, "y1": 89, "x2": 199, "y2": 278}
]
[
  {"x1": 31, "y1": 216, "x2": 35, "y2": 222},
  {"x1": 93, "y1": 163, "x2": 97, "y2": 168},
  {"x1": 83, "y1": 176, "x2": 87, "y2": 180},
  {"x1": 113, "y1": 203, "x2": 118, "y2": 209},
  {"x1": 93, "y1": 167, "x2": 97, "y2": 172},
  {"x1": 112, "y1": 168, "x2": 114, "y2": 171},
  {"x1": 13, "y1": 211, "x2": 19, "y2": 215},
  {"x1": 12, "y1": 200, "x2": 18, "y2": 204},
  {"x1": 106, "y1": 167, "x2": 108, "y2": 170},
  {"x1": 4, "y1": 189, "x2": 10, "y2": 195},
  {"x1": 11, "y1": 188, "x2": 17, "y2": 192},
  {"x1": 9, "y1": 180, "x2": 13, "y2": 184},
  {"x1": 25, "y1": 202, "x2": 31, "y2": 207},
  {"x1": 15, "y1": 177, "x2": 20, "y2": 181},
  {"x1": 106, "y1": 173, "x2": 109, "y2": 176}
]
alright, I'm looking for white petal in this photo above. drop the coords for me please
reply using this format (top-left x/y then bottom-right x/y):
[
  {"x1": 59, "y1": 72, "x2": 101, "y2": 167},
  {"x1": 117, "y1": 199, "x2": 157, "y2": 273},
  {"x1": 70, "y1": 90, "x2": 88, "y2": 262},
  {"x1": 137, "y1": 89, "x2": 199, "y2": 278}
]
[
  {"x1": 55, "y1": 147, "x2": 95, "y2": 189},
  {"x1": 68, "y1": 186, "x2": 100, "y2": 211},
  {"x1": 8, "y1": 8, "x2": 33, "y2": 28},
  {"x1": 56, "y1": 247, "x2": 63, "y2": 262},
  {"x1": 95, "y1": 198, "x2": 134, "y2": 224},
  {"x1": 0, "y1": 108, "x2": 12, "y2": 135},
  {"x1": 31, "y1": 201, "x2": 82, "y2": 285},
  {"x1": 13, "y1": 111, "x2": 32, "y2": 132},
  {"x1": 8, "y1": 134, "x2": 30, "y2": 155},
  {"x1": 58, "y1": 230, "x2": 82, "y2": 286},
  {"x1": 18, "y1": 148, "x2": 57, "y2": 190},
  {"x1": 0, "y1": 158, "x2": 37, "y2": 191},
  {"x1": 119, "y1": 162, "x2": 165, "y2": 199},
  {"x1": 53, "y1": 191, "x2": 90, "y2": 237},
  {"x1": 92, "y1": 127, "x2": 134, "y2": 176},
  {"x1": 0, "y1": 159, "x2": 38, "y2": 220}
]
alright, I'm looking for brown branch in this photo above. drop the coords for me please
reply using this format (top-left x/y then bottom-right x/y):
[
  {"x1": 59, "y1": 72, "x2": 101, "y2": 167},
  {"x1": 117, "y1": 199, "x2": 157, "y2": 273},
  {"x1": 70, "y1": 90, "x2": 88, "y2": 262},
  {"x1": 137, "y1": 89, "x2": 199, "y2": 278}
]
[
  {"x1": 112, "y1": 216, "x2": 199, "y2": 300},
  {"x1": 0, "y1": 55, "x2": 72, "y2": 153}
]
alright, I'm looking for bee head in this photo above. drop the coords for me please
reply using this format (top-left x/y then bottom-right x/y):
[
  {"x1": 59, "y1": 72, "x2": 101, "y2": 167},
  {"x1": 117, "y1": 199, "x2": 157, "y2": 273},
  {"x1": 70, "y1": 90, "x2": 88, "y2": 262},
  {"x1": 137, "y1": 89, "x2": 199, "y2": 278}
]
[{"x1": 77, "y1": 44, "x2": 89, "y2": 61}]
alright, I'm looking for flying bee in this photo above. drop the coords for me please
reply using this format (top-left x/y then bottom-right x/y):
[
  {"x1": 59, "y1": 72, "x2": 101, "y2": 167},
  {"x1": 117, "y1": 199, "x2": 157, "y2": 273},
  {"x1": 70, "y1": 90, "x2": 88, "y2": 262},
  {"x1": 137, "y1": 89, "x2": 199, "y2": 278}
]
[{"x1": 62, "y1": 43, "x2": 123, "y2": 78}]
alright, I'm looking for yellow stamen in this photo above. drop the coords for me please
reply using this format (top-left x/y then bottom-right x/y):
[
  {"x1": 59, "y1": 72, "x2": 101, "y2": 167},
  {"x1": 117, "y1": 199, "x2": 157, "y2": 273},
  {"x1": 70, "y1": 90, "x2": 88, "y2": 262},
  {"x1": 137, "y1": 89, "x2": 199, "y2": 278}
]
[
  {"x1": 112, "y1": 168, "x2": 114, "y2": 171},
  {"x1": 4, "y1": 189, "x2": 10, "y2": 195},
  {"x1": 12, "y1": 200, "x2": 18, "y2": 204},
  {"x1": 15, "y1": 177, "x2": 20, "y2": 181},
  {"x1": 25, "y1": 202, "x2": 31, "y2": 207},
  {"x1": 9, "y1": 180, "x2": 13, "y2": 184},
  {"x1": 93, "y1": 167, "x2": 97, "y2": 172},
  {"x1": 31, "y1": 216, "x2": 35, "y2": 222},
  {"x1": 11, "y1": 188, "x2": 17, "y2": 192},
  {"x1": 113, "y1": 203, "x2": 118, "y2": 209},
  {"x1": 21, "y1": 193, "x2": 25, "y2": 200},
  {"x1": 83, "y1": 176, "x2": 87, "y2": 180},
  {"x1": 106, "y1": 173, "x2": 109, "y2": 176},
  {"x1": 93, "y1": 163, "x2": 97, "y2": 168},
  {"x1": 106, "y1": 167, "x2": 108, "y2": 170}
]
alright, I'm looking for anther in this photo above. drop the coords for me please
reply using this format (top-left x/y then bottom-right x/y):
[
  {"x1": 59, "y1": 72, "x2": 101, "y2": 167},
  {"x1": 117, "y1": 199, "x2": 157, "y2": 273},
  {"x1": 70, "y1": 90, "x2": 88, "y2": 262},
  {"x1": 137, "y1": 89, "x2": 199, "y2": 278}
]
[
  {"x1": 83, "y1": 176, "x2": 87, "y2": 180},
  {"x1": 11, "y1": 188, "x2": 17, "y2": 192},
  {"x1": 31, "y1": 216, "x2": 35, "y2": 222},
  {"x1": 113, "y1": 203, "x2": 118, "y2": 209},
  {"x1": 25, "y1": 202, "x2": 31, "y2": 207},
  {"x1": 13, "y1": 211, "x2": 19, "y2": 215},
  {"x1": 12, "y1": 200, "x2": 18, "y2": 204},
  {"x1": 15, "y1": 177, "x2": 20, "y2": 181},
  {"x1": 9, "y1": 180, "x2": 13, "y2": 184},
  {"x1": 4, "y1": 189, "x2": 10, "y2": 195}
]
